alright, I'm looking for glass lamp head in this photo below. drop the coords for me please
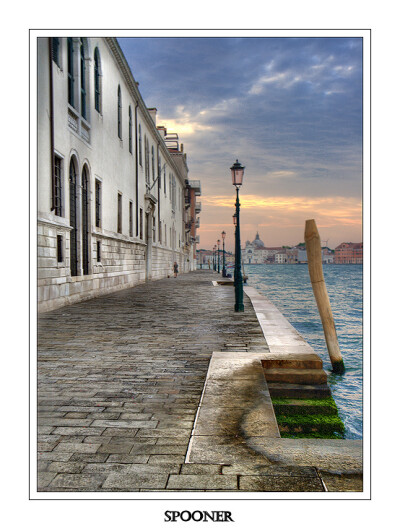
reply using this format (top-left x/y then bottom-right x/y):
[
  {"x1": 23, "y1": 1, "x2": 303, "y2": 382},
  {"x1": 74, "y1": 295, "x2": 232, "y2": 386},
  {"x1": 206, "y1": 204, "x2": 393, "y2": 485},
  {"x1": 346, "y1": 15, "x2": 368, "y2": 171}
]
[{"x1": 230, "y1": 159, "x2": 245, "y2": 187}]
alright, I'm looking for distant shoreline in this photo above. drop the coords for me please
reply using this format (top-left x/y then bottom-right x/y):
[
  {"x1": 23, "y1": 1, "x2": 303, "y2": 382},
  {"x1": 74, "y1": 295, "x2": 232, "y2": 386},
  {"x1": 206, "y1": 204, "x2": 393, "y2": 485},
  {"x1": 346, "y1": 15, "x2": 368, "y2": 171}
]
[{"x1": 242, "y1": 262, "x2": 363, "y2": 265}]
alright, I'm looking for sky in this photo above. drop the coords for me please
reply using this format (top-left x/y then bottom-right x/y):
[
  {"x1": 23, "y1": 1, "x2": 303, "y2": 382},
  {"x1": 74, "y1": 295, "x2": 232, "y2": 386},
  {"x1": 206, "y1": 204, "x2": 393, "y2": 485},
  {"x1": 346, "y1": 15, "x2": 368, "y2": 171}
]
[{"x1": 119, "y1": 36, "x2": 363, "y2": 252}]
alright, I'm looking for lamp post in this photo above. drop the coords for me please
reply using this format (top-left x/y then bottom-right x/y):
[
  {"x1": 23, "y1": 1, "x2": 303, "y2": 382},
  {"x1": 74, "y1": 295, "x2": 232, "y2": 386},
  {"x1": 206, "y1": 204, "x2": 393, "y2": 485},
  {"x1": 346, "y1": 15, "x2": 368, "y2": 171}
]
[
  {"x1": 233, "y1": 213, "x2": 237, "y2": 282},
  {"x1": 231, "y1": 159, "x2": 245, "y2": 312},
  {"x1": 221, "y1": 231, "x2": 226, "y2": 277},
  {"x1": 217, "y1": 239, "x2": 221, "y2": 273},
  {"x1": 213, "y1": 244, "x2": 217, "y2": 271}
]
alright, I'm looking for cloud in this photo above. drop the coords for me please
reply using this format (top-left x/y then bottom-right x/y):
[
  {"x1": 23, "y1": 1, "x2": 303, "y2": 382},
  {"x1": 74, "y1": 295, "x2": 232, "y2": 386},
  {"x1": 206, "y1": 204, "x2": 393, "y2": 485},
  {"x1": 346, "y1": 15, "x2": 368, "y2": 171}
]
[
  {"x1": 202, "y1": 194, "x2": 360, "y2": 217},
  {"x1": 118, "y1": 36, "x2": 363, "y2": 248}
]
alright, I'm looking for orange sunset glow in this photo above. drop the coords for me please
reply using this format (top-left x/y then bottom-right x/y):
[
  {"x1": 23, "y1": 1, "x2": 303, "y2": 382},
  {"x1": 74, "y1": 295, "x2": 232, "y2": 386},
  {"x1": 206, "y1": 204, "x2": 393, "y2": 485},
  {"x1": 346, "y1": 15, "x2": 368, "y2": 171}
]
[{"x1": 198, "y1": 195, "x2": 362, "y2": 251}]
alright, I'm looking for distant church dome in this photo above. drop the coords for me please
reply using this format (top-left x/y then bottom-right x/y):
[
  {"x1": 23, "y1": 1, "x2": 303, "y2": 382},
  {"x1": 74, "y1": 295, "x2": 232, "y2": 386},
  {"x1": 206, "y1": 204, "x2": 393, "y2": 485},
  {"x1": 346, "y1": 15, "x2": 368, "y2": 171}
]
[{"x1": 252, "y1": 232, "x2": 264, "y2": 248}]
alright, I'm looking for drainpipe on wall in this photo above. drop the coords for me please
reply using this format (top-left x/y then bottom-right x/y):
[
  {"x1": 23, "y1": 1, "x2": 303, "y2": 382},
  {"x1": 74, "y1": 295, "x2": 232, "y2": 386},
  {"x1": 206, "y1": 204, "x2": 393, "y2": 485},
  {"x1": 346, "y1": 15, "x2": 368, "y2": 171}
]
[{"x1": 49, "y1": 38, "x2": 55, "y2": 211}]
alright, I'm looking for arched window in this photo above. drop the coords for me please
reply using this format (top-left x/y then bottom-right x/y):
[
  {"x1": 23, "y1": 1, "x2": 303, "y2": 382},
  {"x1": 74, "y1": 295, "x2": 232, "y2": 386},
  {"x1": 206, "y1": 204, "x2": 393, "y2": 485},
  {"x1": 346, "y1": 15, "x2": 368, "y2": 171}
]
[
  {"x1": 81, "y1": 165, "x2": 90, "y2": 275},
  {"x1": 67, "y1": 38, "x2": 74, "y2": 107},
  {"x1": 117, "y1": 85, "x2": 122, "y2": 139},
  {"x1": 94, "y1": 47, "x2": 101, "y2": 113},
  {"x1": 69, "y1": 157, "x2": 78, "y2": 276},
  {"x1": 80, "y1": 38, "x2": 87, "y2": 120},
  {"x1": 129, "y1": 106, "x2": 132, "y2": 153}
]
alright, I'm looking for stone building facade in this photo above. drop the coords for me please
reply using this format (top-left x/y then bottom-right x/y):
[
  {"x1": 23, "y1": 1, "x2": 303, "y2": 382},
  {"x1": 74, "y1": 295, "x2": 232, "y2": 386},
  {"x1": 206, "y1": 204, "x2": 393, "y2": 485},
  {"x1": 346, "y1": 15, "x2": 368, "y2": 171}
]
[
  {"x1": 37, "y1": 37, "x2": 200, "y2": 312},
  {"x1": 242, "y1": 233, "x2": 282, "y2": 264},
  {"x1": 334, "y1": 242, "x2": 363, "y2": 264}
]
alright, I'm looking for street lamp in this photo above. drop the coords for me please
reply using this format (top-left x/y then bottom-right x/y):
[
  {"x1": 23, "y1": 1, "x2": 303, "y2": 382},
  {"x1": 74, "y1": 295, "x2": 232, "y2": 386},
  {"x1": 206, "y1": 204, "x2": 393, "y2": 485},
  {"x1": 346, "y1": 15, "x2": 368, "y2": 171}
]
[
  {"x1": 231, "y1": 159, "x2": 245, "y2": 312},
  {"x1": 221, "y1": 231, "x2": 226, "y2": 277},
  {"x1": 213, "y1": 244, "x2": 217, "y2": 271},
  {"x1": 217, "y1": 239, "x2": 221, "y2": 273}
]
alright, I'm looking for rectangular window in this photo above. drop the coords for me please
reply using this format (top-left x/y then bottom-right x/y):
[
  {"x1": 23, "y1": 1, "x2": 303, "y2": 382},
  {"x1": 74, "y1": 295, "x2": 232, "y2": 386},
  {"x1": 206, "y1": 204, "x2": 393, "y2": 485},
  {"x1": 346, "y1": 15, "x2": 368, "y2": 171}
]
[
  {"x1": 67, "y1": 37, "x2": 74, "y2": 107},
  {"x1": 54, "y1": 155, "x2": 63, "y2": 216},
  {"x1": 118, "y1": 87, "x2": 122, "y2": 139},
  {"x1": 97, "y1": 240, "x2": 101, "y2": 262},
  {"x1": 80, "y1": 39, "x2": 86, "y2": 120},
  {"x1": 129, "y1": 201, "x2": 133, "y2": 237},
  {"x1": 94, "y1": 49, "x2": 101, "y2": 112},
  {"x1": 57, "y1": 235, "x2": 63, "y2": 263},
  {"x1": 139, "y1": 125, "x2": 142, "y2": 166},
  {"x1": 172, "y1": 176, "x2": 176, "y2": 211},
  {"x1": 95, "y1": 180, "x2": 101, "y2": 228},
  {"x1": 117, "y1": 193, "x2": 122, "y2": 234},
  {"x1": 145, "y1": 137, "x2": 150, "y2": 184},
  {"x1": 139, "y1": 208, "x2": 143, "y2": 240},
  {"x1": 158, "y1": 149, "x2": 161, "y2": 189},
  {"x1": 159, "y1": 220, "x2": 162, "y2": 243},
  {"x1": 129, "y1": 109, "x2": 132, "y2": 154}
]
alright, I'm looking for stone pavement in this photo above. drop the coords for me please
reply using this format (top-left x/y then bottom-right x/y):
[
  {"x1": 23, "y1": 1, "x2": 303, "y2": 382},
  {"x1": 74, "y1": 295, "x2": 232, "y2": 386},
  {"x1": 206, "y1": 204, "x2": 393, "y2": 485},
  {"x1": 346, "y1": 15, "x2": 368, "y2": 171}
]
[{"x1": 37, "y1": 271, "x2": 362, "y2": 493}]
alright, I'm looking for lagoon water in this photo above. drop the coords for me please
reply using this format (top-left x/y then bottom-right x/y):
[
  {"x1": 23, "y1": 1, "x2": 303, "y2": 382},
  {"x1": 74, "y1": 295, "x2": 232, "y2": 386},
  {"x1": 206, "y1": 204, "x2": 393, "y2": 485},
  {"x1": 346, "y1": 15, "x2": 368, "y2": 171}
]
[{"x1": 244, "y1": 263, "x2": 363, "y2": 439}]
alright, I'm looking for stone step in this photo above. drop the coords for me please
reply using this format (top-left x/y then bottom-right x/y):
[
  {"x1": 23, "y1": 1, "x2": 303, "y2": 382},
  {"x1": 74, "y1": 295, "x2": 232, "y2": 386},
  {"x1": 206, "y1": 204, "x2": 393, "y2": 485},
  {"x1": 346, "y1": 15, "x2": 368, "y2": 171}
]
[
  {"x1": 261, "y1": 353, "x2": 323, "y2": 370},
  {"x1": 268, "y1": 383, "x2": 331, "y2": 399},
  {"x1": 263, "y1": 368, "x2": 327, "y2": 385},
  {"x1": 272, "y1": 400, "x2": 337, "y2": 416},
  {"x1": 278, "y1": 415, "x2": 345, "y2": 436}
]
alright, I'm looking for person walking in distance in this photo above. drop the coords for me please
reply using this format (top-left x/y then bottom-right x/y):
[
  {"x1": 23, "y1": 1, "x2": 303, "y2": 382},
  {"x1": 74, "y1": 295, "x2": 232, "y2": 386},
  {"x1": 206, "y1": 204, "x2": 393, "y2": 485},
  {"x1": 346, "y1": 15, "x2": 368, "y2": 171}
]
[{"x1": 173, "y1": 262, "x2": 179, "y2": 278}]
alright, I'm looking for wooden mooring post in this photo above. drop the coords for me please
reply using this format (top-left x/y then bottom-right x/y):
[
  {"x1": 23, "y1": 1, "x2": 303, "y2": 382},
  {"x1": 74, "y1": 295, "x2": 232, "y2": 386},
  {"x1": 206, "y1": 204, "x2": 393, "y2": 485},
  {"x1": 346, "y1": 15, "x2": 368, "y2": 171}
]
[{"x1": 305, "y1": 219, "x2": 345, "y2": 374}]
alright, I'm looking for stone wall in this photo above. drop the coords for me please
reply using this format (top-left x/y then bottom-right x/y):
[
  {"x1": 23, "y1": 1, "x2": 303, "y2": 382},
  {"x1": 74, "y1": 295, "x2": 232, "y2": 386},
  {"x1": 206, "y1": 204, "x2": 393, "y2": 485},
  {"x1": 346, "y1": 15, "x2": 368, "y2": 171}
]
[{"x1": 37, "y1": 220, "x2": 189, "y2": 312}]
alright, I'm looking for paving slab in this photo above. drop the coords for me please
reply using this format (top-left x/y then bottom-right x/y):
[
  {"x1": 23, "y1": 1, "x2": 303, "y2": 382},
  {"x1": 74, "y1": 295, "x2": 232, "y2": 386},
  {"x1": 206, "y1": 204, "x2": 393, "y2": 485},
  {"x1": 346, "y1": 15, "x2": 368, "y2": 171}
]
[
  {"x1": 102, "y1": 472, "x2": 169, "y2": 490},
  {"x1": 221, "y1": 464, "x2": 318, "y2": 477},
  {"x1": 239, "y1": 475, "x2": 325, "y2": 492},
  {"x1": 44, "y1": 473, "x2": 107, "y2": 491},
  {"x1": 319, "y1": 472, "x2": 363, "y2": 492},
  {"x1": 166, "y1": 475, "x2": 238, "y2": 490}
]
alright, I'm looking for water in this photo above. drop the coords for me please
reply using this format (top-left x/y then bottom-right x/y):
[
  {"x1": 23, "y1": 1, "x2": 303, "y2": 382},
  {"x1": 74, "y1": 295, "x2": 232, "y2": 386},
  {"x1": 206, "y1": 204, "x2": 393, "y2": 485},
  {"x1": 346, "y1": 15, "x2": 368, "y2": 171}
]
[{"x1": 244, "y1": 264, "x2": 363, "y2": 439}]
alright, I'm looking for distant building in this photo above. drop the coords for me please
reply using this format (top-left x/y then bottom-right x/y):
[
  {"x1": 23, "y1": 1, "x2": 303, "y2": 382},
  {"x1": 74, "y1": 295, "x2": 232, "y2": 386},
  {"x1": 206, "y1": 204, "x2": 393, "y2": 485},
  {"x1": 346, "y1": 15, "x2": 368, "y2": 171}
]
[
  {"x1": 196, "y1": 249, "x2": 213, "y2": 269},
  {"x1": 275, "y1": 252, "x2": 287, "y2": 264},
  {"x1": 297, "y1": 248, "x2": 308, "y2": 263},
  {"x1": 242, "y1": 232, "x2": 282, "y2": 264},
  {"x1": 241, "y1": 234, "x2": 336, "y2": 265},
  {"x1": 196, "y1": 248, "x2": 234, "y2": 270},
  {"x1": 334, "y1": 242, "x2": 363, "y2": 264},
  {"x1": 322, "y1": 247, "x2": 334, "y2": 264}
]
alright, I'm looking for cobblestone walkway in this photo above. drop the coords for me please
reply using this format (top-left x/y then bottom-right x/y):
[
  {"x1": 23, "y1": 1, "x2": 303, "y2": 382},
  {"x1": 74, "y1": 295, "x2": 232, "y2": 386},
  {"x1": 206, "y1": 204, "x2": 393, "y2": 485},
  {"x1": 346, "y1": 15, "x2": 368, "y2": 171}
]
[{"x1": 38, "y1": 270, "x2": 283, "y2": 492}]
